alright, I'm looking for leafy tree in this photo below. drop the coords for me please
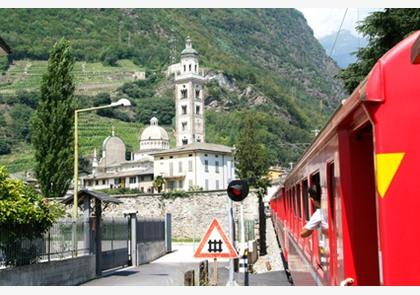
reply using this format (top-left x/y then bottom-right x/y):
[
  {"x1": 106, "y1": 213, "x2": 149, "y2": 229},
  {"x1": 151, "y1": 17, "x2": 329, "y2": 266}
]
[
  {"x1": 0, "y1": 166, "x2": 64, "y2": 266},
  {"x1": 153, "y1": 175, "x2": 166, "y2": 193},
  {"x1": 339, "y1": 9, "x2": 420, "y2": 93},
  {"x1": 234, "y1": 111, "x2": 271, "y2": 255},
  {"x1": 31, "y1": 38, "x2": 76, "y2": 199},
  {"x1": 10, "y1": 104, "x2": 33, "y2": 142},
  {"x1": 0, "y1": 140, "x2": 11, "y2": 155},
  {"x1": 136, "y1": 97, "x2": 175, "y2": 125}
]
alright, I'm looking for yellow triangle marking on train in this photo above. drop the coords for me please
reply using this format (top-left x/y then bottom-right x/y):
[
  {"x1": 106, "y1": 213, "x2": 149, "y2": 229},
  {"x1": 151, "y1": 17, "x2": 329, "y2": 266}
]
[{"x1": 375, "y1": 153, "x2": 405, "y2": 198}]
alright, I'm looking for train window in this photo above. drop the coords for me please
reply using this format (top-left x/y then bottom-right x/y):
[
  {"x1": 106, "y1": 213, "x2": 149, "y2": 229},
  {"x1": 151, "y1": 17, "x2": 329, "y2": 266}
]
[
  {"x1": 303, "y1": 179, "x2": 309, "y2": 221},
  {"x1": 310, "y1": 172, "x2": 321, "y2": 212},
  {"x1": 297, "y1": 184, "x2": 302, "y2": 218}
]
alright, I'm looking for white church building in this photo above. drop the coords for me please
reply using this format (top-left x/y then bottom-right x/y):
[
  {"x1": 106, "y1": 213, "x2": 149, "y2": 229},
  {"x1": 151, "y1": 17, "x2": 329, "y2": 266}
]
[
  {"x1": 152, "y1": 36, "x2": 235, "y2": 191},
  {"x1": 82, "y1": 37, "x2": 235, "y2": 192}
]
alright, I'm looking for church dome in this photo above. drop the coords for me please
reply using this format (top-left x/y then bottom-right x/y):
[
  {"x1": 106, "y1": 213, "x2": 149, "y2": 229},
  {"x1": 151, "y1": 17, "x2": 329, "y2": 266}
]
[
  {"x1": 181, "y1": 36, "x2": 198, "y2": 57},
  {"x1": 140, "y1": 117, "x2": 169, "y2": 141}
]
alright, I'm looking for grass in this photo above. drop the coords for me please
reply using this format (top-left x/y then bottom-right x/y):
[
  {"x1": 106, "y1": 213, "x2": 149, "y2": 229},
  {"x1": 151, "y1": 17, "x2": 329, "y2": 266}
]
[{"x1": 0, "y1": 59, "x2": 145, "y2": 95}]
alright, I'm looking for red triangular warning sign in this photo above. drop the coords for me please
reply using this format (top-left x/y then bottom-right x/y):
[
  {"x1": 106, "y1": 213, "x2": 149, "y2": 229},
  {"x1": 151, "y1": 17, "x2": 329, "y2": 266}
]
[{"x1": 193, "y1": 218, "x2": 238, "y2": 259}]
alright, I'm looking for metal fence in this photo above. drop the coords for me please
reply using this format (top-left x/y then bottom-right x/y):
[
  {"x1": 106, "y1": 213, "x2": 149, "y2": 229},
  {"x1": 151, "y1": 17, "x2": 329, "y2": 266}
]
[
  {"x1": 101, "y1": 217, "x2": 130, "y2": 252},
  {"x1": 136, "y1": 218, "x2": 165, "y2": 243},
  {"x1": 0, "y1": 219, "x2": 90, "y2": 269},
  {"x1": 235, "y1": 219, "x2": 256, "y2": 242}
]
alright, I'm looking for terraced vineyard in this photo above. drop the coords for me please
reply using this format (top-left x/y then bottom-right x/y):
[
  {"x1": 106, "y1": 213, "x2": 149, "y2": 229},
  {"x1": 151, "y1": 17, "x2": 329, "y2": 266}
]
[
  {"x1": 0, "y1": 113, "x2": 175, "y2": 174},
  {"x1": 0, "y1": 59, "x2": 145, "y2": 95}
]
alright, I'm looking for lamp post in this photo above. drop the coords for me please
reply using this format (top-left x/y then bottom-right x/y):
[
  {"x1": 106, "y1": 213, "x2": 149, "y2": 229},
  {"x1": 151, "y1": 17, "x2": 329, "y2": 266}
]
[{"x1": 72, "y1": 98, "x2": 131, "y2": 256}]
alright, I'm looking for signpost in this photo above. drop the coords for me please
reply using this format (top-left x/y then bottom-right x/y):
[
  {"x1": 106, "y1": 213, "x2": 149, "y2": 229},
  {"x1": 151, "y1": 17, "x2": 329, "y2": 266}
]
[
  {"x1": 194, "y1": 218, "x2": 238, "y2": 286},
  {"x1": 227, "y1": 179, "x2": 250, "y2": 286}
]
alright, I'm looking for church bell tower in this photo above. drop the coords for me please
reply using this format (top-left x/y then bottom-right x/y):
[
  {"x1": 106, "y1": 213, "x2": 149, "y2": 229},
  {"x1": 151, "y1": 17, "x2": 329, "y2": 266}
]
[{"x1": 174, "y1": 36, "x2": 206, "y2": 147}]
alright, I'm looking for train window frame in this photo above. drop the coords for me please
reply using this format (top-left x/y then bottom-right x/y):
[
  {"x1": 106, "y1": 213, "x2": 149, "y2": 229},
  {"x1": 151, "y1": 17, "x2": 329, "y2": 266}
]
[
  {"x1": 302, "y1": 179, "x2": 309, "y2": 221},
  {"x1": 297, "y1": 183, "x2": 302, "y2": 219},
  {"x1": 310, "y1": 171, "x2": 321, "y2": 215}
]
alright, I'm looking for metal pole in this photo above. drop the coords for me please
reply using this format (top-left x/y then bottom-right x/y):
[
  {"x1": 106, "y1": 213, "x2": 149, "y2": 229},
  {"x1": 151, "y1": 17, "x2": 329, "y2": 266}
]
[
  {"x1": 72, "y1": 110, "x2": 78, "y2": 257},
  {"x1": 244, "y1": 250, "x2": 249, "y2": 286},
  {"x1": 227, "y1": 197, "x2": 235, "y2": 285}
]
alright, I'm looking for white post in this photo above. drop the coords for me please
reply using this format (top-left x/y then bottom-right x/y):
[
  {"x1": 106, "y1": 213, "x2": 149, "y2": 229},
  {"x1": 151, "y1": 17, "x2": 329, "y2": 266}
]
[{"x1": 227, "y1": 197, "x2": 236, "y2": 286}]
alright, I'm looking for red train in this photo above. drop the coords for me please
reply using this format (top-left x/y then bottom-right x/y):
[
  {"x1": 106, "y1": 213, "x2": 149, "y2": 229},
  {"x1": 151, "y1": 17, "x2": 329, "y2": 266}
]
[{"x1": 269, "y1": 30, "x2": 420, "y2": 286}]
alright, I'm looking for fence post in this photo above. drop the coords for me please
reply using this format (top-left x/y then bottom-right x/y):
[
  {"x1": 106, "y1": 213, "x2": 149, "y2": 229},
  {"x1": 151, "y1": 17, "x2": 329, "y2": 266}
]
[
  {"x1": 83, "y1": 196, "x2": 90, "y2": 254},
  {"x1": 199, "y1": 260, "x2": 209, "y2": 286},
  {"x1": 48, "y1": 230, "x2": 51, "y2": 262},
  {"x1": 165, "y1": 213, "x2": 172, "y2": 253},
  {"x1": 184, "y1": 270, "x2": 195, "y2": 286},
  {"x1": 95, "y1": 199, "x2": 102, "y2": 276},
  {"x1": 124, "y1": 210, "x2": 138, "y2": 267}
]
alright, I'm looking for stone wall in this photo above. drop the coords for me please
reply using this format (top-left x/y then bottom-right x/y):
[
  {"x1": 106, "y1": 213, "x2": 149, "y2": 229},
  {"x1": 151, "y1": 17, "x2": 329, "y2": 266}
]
[
  {"x1": 102, "y1": 190, "x2": 260, "y2": 240},
  {"x1": 0, "y1": 255, "x2": 96, "y2": 286}
]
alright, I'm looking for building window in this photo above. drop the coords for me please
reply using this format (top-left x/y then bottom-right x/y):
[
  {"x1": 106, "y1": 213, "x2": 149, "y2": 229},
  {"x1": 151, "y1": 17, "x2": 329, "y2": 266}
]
[
  {"x1": 215, "y1": 161, "x2": 219, "y2": 173},
  {"x1": 188, "y1": 160, "x2": 193, "y2": 172},
  {"x1": 182, "y1": 139, "x2": 188, "y2": 145},
  {"x1": 179, "y1": 180, "x2": 183, "y2": 188},
  {"x1": 205, "y1": 179, "x2": 209, "y2": 190},
  {"x1": 102, "y1": 180, "x2": 106, "y2": 185},
  {"x1": 181, "y1": 89, "x2": 187, "y2": 98},
  {"x1": 195, "y1": 89, "x2": 200, "y2": 99},
  {"x1": 95, "y1": 180, "x2": 99, "y2": 185},
  {"x1": 178, "y1": 161, "x2": 183, "y2": 173},
  {"x1": 215, "y1": 155, "x2": 219, "y2": 158},
  {"x1": 183, "y1": 65, "x2": 186, "y2": 72},
  {"x1": 188, "y1": 180, "x2": 193, "y2": 188},
  {"x1": 182, "y1": 105, "x2": 187, "y2": 115},
  {"x1": 189, "y1": 64, "x2": 191, "y2": 71},
  {"x1": 195, "y1": 64, "x2": 197, "y2": 72},
  {"x1": 129, "y1": 177, "x2": 136, "y2": 184},
  {"x1": 196, "y1": 105, "x2": 200, "y2": 114},
  {"x1": 204, "y1": 160, "x2": 209, "y2": 172},
  {"x1": 182, "y1": 122, "x2": 187, "y2": 131},
  {"x1": 216, "y1": 180, "x2": 220, "y2": 190}
]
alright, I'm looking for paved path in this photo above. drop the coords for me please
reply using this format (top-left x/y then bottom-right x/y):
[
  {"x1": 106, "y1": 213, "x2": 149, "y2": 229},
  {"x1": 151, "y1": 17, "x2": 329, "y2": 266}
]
[{"x1": 83, "y1": 238, "x2": 290, "y2": 286}]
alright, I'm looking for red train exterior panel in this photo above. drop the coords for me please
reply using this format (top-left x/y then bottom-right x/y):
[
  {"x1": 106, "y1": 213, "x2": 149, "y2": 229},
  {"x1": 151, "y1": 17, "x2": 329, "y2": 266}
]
[{"x1": 269, "y1": 31, "x2": 420, "y2": 286}]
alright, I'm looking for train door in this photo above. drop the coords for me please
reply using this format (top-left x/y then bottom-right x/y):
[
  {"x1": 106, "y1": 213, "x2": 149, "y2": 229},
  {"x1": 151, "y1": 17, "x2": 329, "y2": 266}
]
[
  {"x1": 310, "y1": 172, "x2": 330, "y2": 281},
  {"x1": 338, "y1": 123, "x2": 380, "y2": 285},
  {"x1": 302, "y1": 179, "x2": 311, "y2": 257},
  {"x1": 327, "y1": 161, "x2": 345, "y2": 285}
]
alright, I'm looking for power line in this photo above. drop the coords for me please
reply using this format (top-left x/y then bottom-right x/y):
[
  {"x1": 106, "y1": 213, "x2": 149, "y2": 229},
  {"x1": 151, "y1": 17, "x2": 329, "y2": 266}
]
[{"x1": 329, "y1": 8, "x2": 349, "y2": 57}]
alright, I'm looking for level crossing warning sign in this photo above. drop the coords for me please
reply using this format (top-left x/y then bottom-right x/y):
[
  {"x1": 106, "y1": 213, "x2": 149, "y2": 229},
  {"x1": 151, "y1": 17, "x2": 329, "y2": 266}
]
[{"x1": 193, "y1": 218, "x2": 238, "y2": 259}]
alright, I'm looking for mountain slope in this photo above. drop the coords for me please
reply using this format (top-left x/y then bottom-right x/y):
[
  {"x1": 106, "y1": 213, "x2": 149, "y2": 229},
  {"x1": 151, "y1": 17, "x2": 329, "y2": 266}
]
[{"x1": 0, "y1": 9, "x2": 346, "y2": 172}]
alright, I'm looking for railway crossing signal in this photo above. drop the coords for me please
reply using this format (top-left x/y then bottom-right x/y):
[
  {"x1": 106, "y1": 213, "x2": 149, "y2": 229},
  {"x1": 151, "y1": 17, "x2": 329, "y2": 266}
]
[{"x1": 227, "y1": 180, "x2": 249, "y2": 202}]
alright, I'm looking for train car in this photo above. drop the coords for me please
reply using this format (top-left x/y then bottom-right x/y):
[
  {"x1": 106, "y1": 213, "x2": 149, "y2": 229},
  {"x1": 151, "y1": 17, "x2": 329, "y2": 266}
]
[{"x1": 269, "y1": 30, "x2": 420, "y2": 286}]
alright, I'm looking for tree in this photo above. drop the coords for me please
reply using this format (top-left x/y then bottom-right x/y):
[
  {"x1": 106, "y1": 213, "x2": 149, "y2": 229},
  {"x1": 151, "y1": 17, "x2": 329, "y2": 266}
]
[
  {"x1": 339, "y1": 9, "x2": 420, "y2": 93},
  {"x1": 0, "y1": 166, "x2": 64, "y2": 266},
  {"x1": 234, "y1": 111, "x2": 271, "y2": 255},
  {"x1": 31, "y1": 38, "x2": 76, "y2": 199},
  {"x1": 153, "y1": 175, "x2": 166, "y2": 193}
]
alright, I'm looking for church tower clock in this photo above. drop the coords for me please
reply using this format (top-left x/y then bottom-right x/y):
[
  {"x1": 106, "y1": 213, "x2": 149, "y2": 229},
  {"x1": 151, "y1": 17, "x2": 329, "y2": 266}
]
[{"x1": 174, "y1": 37, "x2": 206, "y2": 147}]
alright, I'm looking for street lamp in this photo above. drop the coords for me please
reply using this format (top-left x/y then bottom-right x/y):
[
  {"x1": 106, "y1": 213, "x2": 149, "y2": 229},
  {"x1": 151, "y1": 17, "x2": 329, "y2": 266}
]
[{"x1": 72, "y1": 98, "x2": 131, "y2": 256}]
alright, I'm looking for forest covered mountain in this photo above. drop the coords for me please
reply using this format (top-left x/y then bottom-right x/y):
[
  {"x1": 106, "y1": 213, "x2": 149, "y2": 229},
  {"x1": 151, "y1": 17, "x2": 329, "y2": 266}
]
[{"x1": 0, "y1": 9, "x2": 346, "y2": 173}]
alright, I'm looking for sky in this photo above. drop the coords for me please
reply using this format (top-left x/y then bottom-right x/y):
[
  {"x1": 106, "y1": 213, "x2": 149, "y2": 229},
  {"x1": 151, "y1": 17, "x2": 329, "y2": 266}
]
[{"x1": 298, "y1": 8, "x2": 383, "y2": 39}]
